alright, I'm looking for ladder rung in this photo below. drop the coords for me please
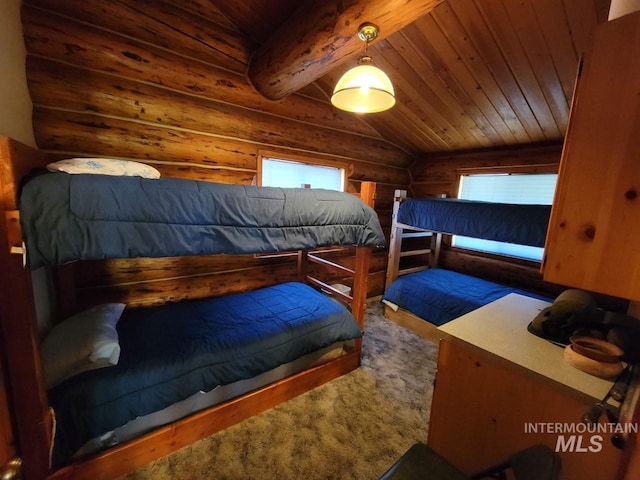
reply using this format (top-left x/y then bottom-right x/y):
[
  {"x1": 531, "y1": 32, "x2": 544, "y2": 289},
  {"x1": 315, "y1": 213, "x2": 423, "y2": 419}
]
[
  {"x1": 399, "y1": 266, "x2": 428, "y2": 275},
  {"x1": 401, "y1": 232, "x2": 433, "y2": 239},
  {"x1": 399, "y1": 249, "x2": 431, "y2": 257}
]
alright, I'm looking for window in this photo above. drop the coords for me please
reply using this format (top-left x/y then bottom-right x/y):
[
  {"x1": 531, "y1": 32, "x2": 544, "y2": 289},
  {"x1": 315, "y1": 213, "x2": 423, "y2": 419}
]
[
  {"x1": 453, "y1": 173, "x2": 558, "y2": 261},
  {"x1": 261, "y1": 157, "x2": 345, "y2": 191}
]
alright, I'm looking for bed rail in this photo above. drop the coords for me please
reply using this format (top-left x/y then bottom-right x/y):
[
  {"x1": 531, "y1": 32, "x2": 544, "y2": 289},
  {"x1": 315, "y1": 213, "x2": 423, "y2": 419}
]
[{"x1": 0, "y1": 137, "x2": 52, "y2": 480}]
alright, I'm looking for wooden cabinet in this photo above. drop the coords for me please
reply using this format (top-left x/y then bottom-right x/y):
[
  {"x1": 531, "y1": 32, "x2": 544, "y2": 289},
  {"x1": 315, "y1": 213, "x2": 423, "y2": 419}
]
[
  {"x1": 429, "y1": 339, "x2": 623, "y2": 479},
  {"x1": 428, "y1": 295, "x2": 624, "y2": 479},
  {"x1": 542, "y1": 12, "x2": 640, "y2": 300}
]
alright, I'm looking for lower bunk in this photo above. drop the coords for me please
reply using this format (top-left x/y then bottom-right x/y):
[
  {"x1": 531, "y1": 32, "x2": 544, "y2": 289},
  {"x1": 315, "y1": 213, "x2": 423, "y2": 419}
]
[
  {"x1": 47, "y1": 281, "x2": 362, "y2": 478},
  {"x1": 382, "y1": 268, "x2": 551, "y2": 344}
]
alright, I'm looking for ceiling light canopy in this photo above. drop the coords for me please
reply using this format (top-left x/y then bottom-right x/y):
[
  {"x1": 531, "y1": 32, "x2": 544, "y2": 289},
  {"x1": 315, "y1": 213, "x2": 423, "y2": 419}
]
[{"x1": 331, "y1": 23, "x2": 396, "y2": 114}]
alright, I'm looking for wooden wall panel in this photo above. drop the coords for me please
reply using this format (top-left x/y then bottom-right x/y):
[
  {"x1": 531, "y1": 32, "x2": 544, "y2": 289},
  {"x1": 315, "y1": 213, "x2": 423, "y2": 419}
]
[
  {"x1": 75, "y1": 264, "x2": 302, "y2": 310},
  {"x1": 33, "y1": 108, "x2": 258, "y2": 171},
  {"x1": 22, "y1": 4, "x2": 387, "y2": 145},
  {"x1": 22, "y1": 3, "x2": 412, "y2": 171},
  {"x1": 440, "y1": 248, "x2": 560, "y2": 298},
  {"x1": 410, "y1": 143, "x2": 562, "y2": 198},
  {"x1": 29, "y1": 0, "x2": 251, "y2": 73},
  {"x1": 23, "y1": 0, "x2": 601, "y2": 161}
]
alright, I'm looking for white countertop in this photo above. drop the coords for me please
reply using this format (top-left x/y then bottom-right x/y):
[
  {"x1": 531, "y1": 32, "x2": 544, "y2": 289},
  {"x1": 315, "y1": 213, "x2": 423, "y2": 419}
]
[{"x1": 438, "y1": 293, "x2": 615, "y2": 401}]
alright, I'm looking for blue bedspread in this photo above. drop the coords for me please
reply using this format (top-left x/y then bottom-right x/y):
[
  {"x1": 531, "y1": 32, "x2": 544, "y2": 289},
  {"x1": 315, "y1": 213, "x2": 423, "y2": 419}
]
[
  {"x1": 383, "y1": 268, "x2": 551, "y2": 326},
  {"x1": 19, "y1": 173, "x2": 385, "y2": 269},
  {"x1": 48, "y1": 282, "x2": 362, "y2": 467},
  {"x1": 397, "y1": 198, "x2": 551, "y2": 247}
]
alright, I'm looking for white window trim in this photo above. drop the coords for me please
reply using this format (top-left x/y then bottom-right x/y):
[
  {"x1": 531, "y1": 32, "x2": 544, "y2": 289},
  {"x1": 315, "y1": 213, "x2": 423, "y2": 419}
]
[{"x1": 257, "y1": 150, "x2": 348, "y2": 191}]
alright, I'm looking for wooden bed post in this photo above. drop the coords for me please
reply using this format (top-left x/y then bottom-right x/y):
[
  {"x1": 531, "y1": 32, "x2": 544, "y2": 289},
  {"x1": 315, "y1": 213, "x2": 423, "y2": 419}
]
[
  {"x1": 297, "y1": 250, "x2": 308, "y2": 283},
  {"x1": 352, "y1": 247, "x2": 370, "y2": 329},
  {"x1": 431, "y1": 232, "x2": 442, "y2": 268},
  {"x1": 0, "y1": 137, "x2": 53, "y2": 480},
  {"x1": 351, "y1": 181, "x2": 376, "y2": 328},
  {"x1": 385, "y1": 189, "x2": 406, "y2": 290}
]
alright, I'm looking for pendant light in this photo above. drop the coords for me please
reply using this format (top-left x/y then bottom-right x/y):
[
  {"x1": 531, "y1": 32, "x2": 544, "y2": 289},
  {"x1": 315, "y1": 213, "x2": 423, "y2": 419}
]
[{"x1": 331, "y1": 23, "x2": 396, "y2": 114}]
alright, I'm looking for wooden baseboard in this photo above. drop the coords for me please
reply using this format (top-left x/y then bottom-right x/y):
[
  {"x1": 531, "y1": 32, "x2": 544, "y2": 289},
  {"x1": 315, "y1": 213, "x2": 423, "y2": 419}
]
[{"x1": 383, "y1": 304, "x2": 442, "y2": 345}]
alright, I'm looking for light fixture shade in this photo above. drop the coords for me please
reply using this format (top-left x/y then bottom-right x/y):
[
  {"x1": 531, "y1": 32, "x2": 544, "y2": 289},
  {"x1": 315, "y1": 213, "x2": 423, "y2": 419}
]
[{"x1": 331, "y1": 63, "x2": 396, "y2": 114}]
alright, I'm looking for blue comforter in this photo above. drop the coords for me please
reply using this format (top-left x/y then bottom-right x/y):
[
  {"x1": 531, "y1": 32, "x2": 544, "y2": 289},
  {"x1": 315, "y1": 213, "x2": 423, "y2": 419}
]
[
  {"x1": 19, "y1": 173, "x2": 385, "y2": 269},
  {"x1": 48, "y1": 282, "x2": 362, "y2": 467},
  {"x1": 397, "y1": 198, "x2": 551, "y2": 247},
  {"x1": 383, "y1": 268, "x2": 551, "y2": 326}
]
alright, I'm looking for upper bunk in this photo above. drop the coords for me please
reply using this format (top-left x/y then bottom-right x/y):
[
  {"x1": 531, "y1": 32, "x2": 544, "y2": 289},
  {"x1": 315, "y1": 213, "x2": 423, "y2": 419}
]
[
  {"x1": 395, "y1": 196, "x2": 551, "y2": 248},
  {"x1": 386, "y1": 190, "x2": 552, "y2": 285},
  {"x1": 0, "y1": 135, "x2": 386, "y2": 322},
  {"x1": 1, "y1": 133, "x2": 386, "y2": 343},
  {"x1": 12, "y1": 159, "x2": 384, "y2": 271}
]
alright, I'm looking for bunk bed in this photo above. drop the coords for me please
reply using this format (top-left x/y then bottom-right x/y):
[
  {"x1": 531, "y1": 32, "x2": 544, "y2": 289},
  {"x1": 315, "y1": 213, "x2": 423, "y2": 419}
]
[
  {"x1": 0, "y1": 136, "x2": 385, "y2": 480},
  {"x1": 382, "y1": 190, "x2": 552, "y2": 343}
]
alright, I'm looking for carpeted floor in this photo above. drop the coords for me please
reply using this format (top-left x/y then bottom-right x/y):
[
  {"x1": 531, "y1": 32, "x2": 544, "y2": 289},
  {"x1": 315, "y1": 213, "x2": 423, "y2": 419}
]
[{"x1": 120, "y1": 298, "x2": 439, "y2": 480}]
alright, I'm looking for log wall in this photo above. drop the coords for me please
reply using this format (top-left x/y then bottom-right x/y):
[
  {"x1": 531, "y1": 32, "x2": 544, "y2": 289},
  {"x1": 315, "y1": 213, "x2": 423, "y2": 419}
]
[
  {"x1": 21, "y1": 0, "x2": 412, "y2": 303},
  {"x1": 21, "y1": 1, "x2": 596, "y2": 305},
  {"x1": 410, "y1": 143, "x2": 562, "y2": 198}
]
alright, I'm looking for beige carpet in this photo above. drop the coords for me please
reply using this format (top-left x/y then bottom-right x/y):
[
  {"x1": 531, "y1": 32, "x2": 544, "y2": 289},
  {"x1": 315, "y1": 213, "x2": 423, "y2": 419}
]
[{"x1": 120, "y1": 298, "x2": 438, "y2": 480}]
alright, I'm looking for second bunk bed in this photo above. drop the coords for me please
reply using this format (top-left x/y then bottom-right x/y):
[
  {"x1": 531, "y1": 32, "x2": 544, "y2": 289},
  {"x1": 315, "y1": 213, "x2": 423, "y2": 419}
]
[
  {"x1": 382, "y1": 190, "x2": 553, "y2": 343},
  {"x1": 0, "y1": 136, "x2": 385, "y2": 480}
]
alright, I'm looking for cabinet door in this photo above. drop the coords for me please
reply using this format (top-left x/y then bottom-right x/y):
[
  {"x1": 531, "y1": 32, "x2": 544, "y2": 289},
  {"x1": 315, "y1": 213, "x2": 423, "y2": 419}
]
[{"x1": 542, "y1": 12, "x2": 640, "y2": 300}]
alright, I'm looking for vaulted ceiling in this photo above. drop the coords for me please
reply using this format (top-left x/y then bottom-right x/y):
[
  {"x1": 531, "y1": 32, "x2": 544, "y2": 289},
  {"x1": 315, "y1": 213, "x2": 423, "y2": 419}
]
[{"x1": 212, "y1": 0, "x2": 611, "y2": 157}]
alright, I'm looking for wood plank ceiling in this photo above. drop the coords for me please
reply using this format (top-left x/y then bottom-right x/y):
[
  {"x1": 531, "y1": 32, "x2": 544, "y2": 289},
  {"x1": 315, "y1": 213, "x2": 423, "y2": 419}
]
[{"x1": 214, "y1": 0, "x2": 611, "y2": 157}]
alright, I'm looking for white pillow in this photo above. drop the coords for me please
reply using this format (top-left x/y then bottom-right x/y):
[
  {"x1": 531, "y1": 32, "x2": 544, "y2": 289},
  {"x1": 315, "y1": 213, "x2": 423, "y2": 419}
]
[
  {"x1": 47, "y1": 158, "x2": 161, "y2": 179},
  {"x1": 40, "y1": 303, "x2": 126, "y2": 389}
]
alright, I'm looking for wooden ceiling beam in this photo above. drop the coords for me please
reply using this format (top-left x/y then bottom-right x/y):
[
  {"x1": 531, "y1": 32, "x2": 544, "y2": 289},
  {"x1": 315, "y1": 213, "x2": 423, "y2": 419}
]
[{"x1": 246, "y1": 0, "x2": 445, "y2": 100}]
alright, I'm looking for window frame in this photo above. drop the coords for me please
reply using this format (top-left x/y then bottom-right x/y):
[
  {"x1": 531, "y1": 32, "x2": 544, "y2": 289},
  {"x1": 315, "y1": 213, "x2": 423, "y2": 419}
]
[
  {"x1": 452, "y1": 164, "x2": 559, "y2": 198},
  {"x1": 257, "y1": 150, "x2": 349, "y2": 191}
]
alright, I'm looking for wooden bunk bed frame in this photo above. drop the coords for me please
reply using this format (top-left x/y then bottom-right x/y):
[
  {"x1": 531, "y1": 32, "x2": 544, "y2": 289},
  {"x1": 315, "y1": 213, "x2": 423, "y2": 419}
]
[
  {"x1": 0, "y1": 136, "x2": 376, "y2": 480},
  {"x1": 383, "y1": 189, "x2": 556, "y2": 344},
  {"x1": 383, "y1": 189, "x2": 445, "y2": 344}
]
